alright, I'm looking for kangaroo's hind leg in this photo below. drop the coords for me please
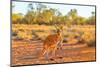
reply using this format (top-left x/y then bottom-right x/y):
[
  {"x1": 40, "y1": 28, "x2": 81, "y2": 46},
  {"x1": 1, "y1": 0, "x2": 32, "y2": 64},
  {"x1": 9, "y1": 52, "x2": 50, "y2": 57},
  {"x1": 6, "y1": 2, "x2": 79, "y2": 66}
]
[
  {"x1": 51, "y1": 46, "x2": 57, "y2": 59},
  {"x1": 41, "y1": 47, "x2": 51, "y2": 60},
  {"x1": 39, "y1": 47, "x2": 47, "y2": 59}
]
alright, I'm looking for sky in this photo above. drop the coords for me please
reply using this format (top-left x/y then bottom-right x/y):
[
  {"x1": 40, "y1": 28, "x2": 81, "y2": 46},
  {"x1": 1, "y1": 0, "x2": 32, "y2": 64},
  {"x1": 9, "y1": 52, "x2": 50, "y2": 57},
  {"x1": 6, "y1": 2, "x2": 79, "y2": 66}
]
[{"x1": 12, "y1": 1, "x2": 95, "y2": 18}]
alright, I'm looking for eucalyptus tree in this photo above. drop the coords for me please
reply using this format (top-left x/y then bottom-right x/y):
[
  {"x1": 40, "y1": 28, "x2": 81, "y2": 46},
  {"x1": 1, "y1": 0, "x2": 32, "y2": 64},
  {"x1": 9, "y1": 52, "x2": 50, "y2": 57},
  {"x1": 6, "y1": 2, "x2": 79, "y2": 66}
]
[
  {"x1": 36, "y1": 3, "x2": 47, "y2": 13},
  {"x1": 12, "y1": 13, "x2": 23, "y2": 24},
  {"x1": 28, "y1": 3, "x2": 34, "y2": 11},
  {"x1": 87, "y1": 11, "x2": 95, "y2": 25},
  {"x1": 21, "y1": 3, "x2": 36, "y2": 24},
  {"x1": 67, "y1": 9, "x2": 78, "y2": 25},
  {"x1": 35, "y1": 3, "x2": 48, "y2": 24}
]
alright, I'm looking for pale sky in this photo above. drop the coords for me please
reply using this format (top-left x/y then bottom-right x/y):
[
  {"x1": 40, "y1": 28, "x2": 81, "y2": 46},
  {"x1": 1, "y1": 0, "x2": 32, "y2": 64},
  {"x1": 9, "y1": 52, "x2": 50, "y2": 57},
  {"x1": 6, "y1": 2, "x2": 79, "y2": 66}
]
[{"x1": 12, "y1": 1, "x2": 95, "y2": 18}]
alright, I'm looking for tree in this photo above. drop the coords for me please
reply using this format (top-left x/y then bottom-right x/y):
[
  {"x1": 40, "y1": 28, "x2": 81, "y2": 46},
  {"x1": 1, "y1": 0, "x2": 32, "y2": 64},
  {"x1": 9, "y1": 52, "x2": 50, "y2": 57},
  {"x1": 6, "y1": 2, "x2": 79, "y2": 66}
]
[
  {"x1": 12, "y1": 13, "x2": 23, "y2": 24},
  {"x1": 28, "y1": 3, "x2": 34, "y2": 11},
  {"x1": 36, "y1": 3, "x2": 47, "y2": 14},
  {"x1": 67, "y1": 9, "x2": 78, "y2": 25},
  {"x1": 76, "y1": 16, "x2": 87, "y2": 25},
  {"x1": 23, "y1": 11, "x2": 36, "y2": 24},
  {"x1": 21, "y1": 3, "x2": 37, "y2": 24},
  {"x1": 48, "y1": 8, "x2": 63, "y2": 25},
  {"x1": 86, "y1": 11, "x2": 95, "y2": 25},
  {"x1": 41, "y1": 9, "x2": 54, "y2": 24}
]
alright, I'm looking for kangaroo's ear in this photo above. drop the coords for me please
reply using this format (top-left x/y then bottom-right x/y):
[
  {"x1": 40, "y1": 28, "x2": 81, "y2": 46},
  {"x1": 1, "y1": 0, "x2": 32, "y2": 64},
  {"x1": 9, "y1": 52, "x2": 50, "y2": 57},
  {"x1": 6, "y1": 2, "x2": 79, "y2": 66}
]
[
  {"x1": 54, "y1": 24, "x2": 59, "y2": 30},
  {"x1": 54, "y1": 24, "x2": 63, "y2": 31},
  {"x1": 59, "y1": 25, "x2": 63, "y2": 30}
]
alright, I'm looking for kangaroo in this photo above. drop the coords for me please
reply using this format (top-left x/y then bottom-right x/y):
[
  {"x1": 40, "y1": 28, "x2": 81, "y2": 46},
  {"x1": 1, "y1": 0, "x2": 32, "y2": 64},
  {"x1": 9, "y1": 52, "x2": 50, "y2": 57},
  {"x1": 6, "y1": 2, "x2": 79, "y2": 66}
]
[{"x1": 39, "y1": 25, "x2": 63, "y2": 59}]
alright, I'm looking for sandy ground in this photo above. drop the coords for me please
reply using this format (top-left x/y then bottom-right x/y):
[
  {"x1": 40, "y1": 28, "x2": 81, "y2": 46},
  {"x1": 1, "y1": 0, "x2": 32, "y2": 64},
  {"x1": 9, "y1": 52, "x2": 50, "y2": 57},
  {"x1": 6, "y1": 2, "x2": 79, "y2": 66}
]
[{"x1": 12, "y1": 40, "x2": 96, "y2": 66}]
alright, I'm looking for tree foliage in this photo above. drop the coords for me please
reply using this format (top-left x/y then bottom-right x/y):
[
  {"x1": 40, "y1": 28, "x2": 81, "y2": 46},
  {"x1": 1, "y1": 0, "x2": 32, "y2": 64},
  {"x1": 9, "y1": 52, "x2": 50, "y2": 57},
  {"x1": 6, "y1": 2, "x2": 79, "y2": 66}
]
[{"x1": 12, "y1": 3, "x2": 96, "y2": 25}]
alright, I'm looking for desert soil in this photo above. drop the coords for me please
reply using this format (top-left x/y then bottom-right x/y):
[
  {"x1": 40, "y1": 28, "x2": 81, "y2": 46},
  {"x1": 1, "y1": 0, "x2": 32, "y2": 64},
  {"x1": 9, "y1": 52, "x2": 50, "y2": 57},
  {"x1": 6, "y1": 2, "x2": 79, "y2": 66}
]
[{"x1": 12, "y1": 40, "x2": 96, "y2": 66}]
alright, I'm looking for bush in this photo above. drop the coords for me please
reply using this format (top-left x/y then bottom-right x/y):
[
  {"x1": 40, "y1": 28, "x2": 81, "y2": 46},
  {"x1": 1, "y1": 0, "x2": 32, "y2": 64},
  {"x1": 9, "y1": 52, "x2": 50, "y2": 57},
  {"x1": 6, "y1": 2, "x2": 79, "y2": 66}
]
[
  {"x1": 12, "y1": 31, "x2": 17, "y2": 36},
  {"x1": 87, "y1": 39, "x2": 96, "y2": 47},
  {"x1": 14, "y1": 36, "x2": 24, "y2": 41}
]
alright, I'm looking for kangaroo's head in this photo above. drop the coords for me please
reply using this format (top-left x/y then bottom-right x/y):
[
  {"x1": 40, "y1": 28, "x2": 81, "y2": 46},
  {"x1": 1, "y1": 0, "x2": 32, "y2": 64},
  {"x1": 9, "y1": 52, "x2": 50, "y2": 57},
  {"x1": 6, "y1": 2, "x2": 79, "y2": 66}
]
[{"x1": 54, "y1": 24, "x2": 63, "y2": 36}]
